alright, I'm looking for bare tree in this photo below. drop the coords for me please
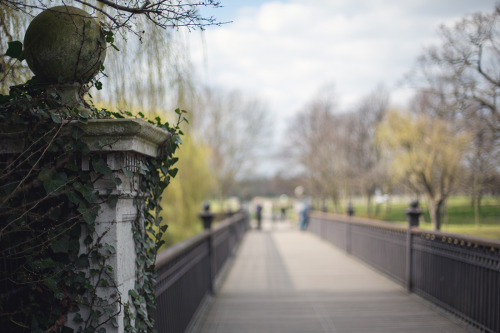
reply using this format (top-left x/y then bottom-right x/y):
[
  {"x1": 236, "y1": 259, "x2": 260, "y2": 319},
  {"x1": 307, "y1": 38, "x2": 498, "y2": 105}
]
[
  {"x1": 287, "y1": 86, "x2": 347, "y2": 211},
  {"x1": 344, "y1": 85, "x2": 389, "y2": 214},
  {"x1": 195, "y1": 87, "x2": 271, "y2": 201},
  {"x1": 2, "y1": 0, "x2": 224, "y2": 33},
  {"x1": 408, "y1": 6, "x2": 500, "y2": 222}
]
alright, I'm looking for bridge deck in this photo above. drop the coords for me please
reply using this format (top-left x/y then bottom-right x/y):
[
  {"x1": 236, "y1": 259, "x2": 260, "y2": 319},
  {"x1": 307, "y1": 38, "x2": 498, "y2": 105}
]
[{"x1": 193, "y1": 219, "x2": 469, "y2": 333}]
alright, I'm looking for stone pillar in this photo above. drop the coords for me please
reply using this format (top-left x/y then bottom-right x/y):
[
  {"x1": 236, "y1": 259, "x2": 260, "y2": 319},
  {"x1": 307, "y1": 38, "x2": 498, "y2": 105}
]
[
  {"x1": 17, "y1": 6, "x2": 170, "y2": 331},
  {"x1": 71, "y1": 118, "x2": 170, "y2": 332}
]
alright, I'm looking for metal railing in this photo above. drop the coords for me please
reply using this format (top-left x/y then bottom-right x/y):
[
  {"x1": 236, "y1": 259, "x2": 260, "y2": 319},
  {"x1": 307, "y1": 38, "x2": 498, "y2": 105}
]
[
  {"x1": 153, "y1": 210, "x2": 249, "y2": 333},
  {"x1": 308, "y1": 212, "x2": 500, "y2": 333}
]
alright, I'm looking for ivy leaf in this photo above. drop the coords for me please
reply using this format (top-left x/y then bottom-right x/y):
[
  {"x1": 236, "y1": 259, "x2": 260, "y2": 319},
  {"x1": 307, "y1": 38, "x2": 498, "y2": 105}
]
[
  {"x1": 77, "y1": 255, "x2": 89, "y2": 268},
  {"x1": 78, "y1": 115, "x2": 89, "y2": 124},
  {"x1": 73, "y1": 313, "x2": 84, "y2": 323},
  {"x1": 112, "y1": 176, "x2": 122, "y2": 186},
  {"x1": 79, "y1": 206, "x2": 98, "y2": 225},
  {"x1": 74, "y1": 181, "x2": 97, "y2": 202},
  {"x1": 108, "y1": 195, "x2": 118, "y2": 208},
  {"x1": 129, "y1": 289, "x2": 139, "y2": 299},
  {"x1": 158, "y1": 180, "x2": 169, "y2": 191},
  {"x1": 122, "y1": 167, "x2": 134, "y2": 178},
  {"x1": 172, "y1": 134, "x2": 182, "y2": 145},
  {"x1": 44, "y1": 278, "x2": 59, "y2": 292},
  {"x1": 38, "y1": 167, "x2": 53, "y2": 182},
  {"x1": 92, "y1": 156, "x2": 112, "y2": 176},
  {"x1": 30, "y1": 258, "x2": 55, "y2": 271},
  {"x1": 136, "y1": 318, "x2": 147, "y2": 330},
  {"x1": 156, "y1": 239, "x2": 165, "y2": 249},
  {"x1": 64, "y1": 161, "x2": 78, "y2": 172},
  {"x1": 6, "y1": 41, "x2": 24, "y2": 60},
  {"x1": 105, "y1": 243, "x2": 116, "y2": 255},
  {"x1": 51, "y1": 234, "x2": 70, "y2": 254},
  {"x1": 168, "y1": 168, "x2": 178, "y2": 178},
  {"x1": 42, "y1": 171, "x2": 68, "y2": 194},
  {"x1": 50, "y1": 112, "x2": 62, "y2": 124}
]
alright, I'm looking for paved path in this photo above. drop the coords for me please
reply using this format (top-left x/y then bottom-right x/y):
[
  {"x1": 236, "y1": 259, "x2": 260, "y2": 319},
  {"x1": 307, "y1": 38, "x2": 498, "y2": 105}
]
[{"x1": 195, "y1": 219, "x2": 469, "y2": 333}]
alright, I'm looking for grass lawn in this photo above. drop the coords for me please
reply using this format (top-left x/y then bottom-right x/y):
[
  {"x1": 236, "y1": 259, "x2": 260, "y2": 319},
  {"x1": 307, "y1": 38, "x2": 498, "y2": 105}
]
[
  {"x1": 440, "y1": 224, "x2": 500, "y2": 240},
  {"x1": 351, "y1": 196, "x2": 500, "y2": 241}
]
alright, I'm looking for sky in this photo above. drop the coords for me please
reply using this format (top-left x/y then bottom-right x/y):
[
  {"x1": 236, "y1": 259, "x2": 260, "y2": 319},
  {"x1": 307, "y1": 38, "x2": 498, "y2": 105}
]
[{"x1": 188, "y1": 0, "x2": 498, "y2": 175}]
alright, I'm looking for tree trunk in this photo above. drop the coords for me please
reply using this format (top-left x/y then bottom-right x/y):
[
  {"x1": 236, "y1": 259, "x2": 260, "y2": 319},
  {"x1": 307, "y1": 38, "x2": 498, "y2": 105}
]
[
  {"x1": 474, "y1": 196, "x2": 479, "y2": 227},
  {"x1": 472, "y1": 173, "x2": 480, "y2": 227},
  {"x1": 428, "y1": 198, "x2": 444, "y2": 230},
  {"x1": 366, "y1": 193, "x2": 372, "y2": 216}
]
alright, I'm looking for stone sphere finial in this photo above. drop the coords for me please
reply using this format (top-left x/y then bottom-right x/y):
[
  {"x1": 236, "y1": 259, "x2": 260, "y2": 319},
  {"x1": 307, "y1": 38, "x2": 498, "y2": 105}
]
[{"x1": 23, "y1": 6, "x2": 106, "y2": 84}]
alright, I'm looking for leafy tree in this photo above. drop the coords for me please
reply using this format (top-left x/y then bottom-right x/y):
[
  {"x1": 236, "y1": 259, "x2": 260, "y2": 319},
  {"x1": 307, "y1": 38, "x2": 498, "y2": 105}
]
[
  {"x1": 160, "y1": 133, "x2": 213, "y2": 247},
  {"x1": 378, "y1": 109, "x2": 470, "y2": 230}
]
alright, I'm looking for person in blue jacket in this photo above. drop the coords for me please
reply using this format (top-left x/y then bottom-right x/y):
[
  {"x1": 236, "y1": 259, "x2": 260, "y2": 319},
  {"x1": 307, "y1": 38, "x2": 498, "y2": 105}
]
[{"x1": 300, "y1": 201, "x2": 310, "y2": 230}]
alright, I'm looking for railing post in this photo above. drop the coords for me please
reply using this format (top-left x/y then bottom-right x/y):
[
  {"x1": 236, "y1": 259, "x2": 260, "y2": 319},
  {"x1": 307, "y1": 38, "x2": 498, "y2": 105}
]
[
  {"x1": 346, "y1": 221, "x2": 352, "y2": 254},
  {"x1": 199, "y1": 203, "x2": 215, "y2": 294},
  {"x1": 405, "y1": 200, "x2": 422, "y2": 292}
]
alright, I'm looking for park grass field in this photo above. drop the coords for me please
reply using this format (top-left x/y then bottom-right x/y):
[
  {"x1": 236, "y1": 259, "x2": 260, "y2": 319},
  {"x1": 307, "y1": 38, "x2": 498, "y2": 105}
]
[{"x1": 352, "y1": 196, "x2": 500, "y2": 240}]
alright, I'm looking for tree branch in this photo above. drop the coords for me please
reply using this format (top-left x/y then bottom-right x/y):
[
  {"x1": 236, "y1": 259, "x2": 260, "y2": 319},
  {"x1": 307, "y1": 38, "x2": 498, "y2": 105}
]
[{"x1": 476, "y1": 44, "x2": 500, "y2": 87}]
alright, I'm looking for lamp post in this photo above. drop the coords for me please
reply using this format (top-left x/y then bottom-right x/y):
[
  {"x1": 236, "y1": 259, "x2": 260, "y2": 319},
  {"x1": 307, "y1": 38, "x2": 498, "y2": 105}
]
[
  {"x1": 405, "y1": 200, "x2": 422, "y2": 227},
  {"x1": 198, "y1": 202, "x2": 215, "y2": 294},
  {"x1": 199, "y1": 202, "x2": 215, "y2": 230}
]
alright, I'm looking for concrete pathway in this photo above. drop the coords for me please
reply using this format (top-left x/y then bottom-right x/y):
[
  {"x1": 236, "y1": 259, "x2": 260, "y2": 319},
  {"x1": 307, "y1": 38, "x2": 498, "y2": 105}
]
[{"x1": 195, "y1": 219, "x2": 469, "y2": 333}]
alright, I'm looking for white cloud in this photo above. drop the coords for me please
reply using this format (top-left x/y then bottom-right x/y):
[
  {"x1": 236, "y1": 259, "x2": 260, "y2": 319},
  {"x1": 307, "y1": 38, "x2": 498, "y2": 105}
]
[{"x1": 188, "y1": 0, "x2": 497, "y2": 174}]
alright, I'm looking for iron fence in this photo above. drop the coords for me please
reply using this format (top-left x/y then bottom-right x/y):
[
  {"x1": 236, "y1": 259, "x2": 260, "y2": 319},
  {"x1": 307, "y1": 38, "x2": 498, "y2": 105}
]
[
  {"x1": 153, "y1": 210, "x2": 249, "y2": 333},
  {"x1": 309, "y1": 212, "x2": 500, "y2": 333}
]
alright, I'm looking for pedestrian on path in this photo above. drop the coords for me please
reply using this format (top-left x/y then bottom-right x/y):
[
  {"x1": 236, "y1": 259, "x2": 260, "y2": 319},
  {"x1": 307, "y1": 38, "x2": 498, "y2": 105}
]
[{"x1": 256, "y1": 204, "x2": 263, "y2": 230}]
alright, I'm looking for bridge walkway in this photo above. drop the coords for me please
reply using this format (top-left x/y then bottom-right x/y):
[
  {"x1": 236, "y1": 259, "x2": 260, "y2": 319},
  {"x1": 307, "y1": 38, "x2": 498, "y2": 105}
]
[{"x1": 192, "y1": 219, "x2": 469, "y2": 333}]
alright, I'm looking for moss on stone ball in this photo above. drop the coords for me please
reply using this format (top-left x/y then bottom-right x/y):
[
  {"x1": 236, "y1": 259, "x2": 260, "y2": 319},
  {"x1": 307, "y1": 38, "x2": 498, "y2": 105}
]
[{"x1": 23, "y1": 6, "x2": 106, "y2": 84}]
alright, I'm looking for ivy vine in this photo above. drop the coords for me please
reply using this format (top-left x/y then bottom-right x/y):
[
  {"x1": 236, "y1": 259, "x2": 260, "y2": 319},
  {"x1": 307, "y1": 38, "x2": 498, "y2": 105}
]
[
  {"x1": 124, "y1": 111, "x2": 185, "y2": 332},
  {"x1": 0, "y1": 74, "x2": 184, "y2": 331}
]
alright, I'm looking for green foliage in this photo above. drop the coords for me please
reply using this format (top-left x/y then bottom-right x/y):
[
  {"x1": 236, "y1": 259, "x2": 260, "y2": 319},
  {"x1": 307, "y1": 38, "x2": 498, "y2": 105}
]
[
  {"x1": 377, "y1": 109, "x2": 471, "y2": 229},
  {"x1": 0, "y1": 83, "x2": 184, "y2": 332},
  {"x1": 160, "y1": 133, "x2": 213, "y2": 247}
]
